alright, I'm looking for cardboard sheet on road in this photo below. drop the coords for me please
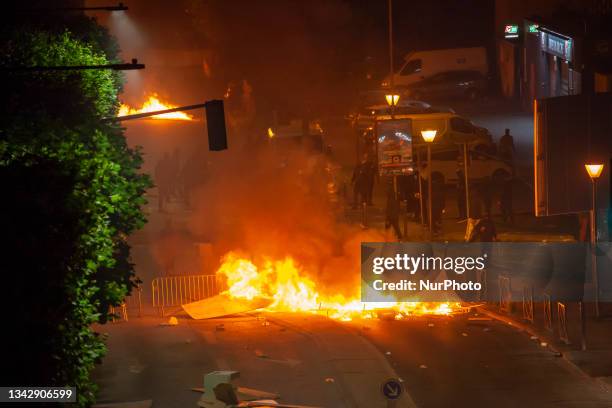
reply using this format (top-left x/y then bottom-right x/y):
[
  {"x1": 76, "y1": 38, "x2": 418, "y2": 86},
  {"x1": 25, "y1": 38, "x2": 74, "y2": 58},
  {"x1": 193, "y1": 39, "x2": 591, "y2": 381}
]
[{"x1": 182, "y1": 293, "x2": 272, "y2": 319}]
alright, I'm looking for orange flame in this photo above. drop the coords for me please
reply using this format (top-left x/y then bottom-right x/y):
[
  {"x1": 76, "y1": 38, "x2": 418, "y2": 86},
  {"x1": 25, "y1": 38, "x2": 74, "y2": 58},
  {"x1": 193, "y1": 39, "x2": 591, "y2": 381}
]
[
  {"x1": 217, "y1": 252, "x2": 462, "y2": 321},
  {"x1": 118, "y1": 94, "x2": 194, "y2": 120}
]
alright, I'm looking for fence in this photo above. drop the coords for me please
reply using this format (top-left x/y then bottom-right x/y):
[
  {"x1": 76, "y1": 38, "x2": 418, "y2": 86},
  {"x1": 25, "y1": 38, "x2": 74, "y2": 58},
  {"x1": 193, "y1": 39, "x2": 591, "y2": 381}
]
[
  {"x1": 109, "y1": 286, "x2": 142, "y2": 322},
  {"x1": 152, "y1": 274, "x2": 226, "y2": 316}
]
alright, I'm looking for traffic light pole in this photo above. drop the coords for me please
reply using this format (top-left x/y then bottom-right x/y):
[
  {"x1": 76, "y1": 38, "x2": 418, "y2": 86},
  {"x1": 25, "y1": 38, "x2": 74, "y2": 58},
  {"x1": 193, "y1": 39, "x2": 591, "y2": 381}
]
[{"x1": 105, "y1": 103, "x2": 207, "y2": 122}]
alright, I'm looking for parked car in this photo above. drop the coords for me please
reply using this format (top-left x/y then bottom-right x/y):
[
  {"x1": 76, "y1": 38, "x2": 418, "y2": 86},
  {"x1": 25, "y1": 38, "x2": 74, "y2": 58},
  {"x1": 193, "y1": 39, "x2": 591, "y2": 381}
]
[
  {"x1": 355, "y1": 112, "x2": 495, "y2": 174},
  {"x1": 404, "y1": 70, "x2": 488, "y2": 101},
  {"x1": 349, "y1": 100, "x2": 455, "y2": 132},
  {"x1": 420, "y1": 147, "x2": 512, "y2": 185}
]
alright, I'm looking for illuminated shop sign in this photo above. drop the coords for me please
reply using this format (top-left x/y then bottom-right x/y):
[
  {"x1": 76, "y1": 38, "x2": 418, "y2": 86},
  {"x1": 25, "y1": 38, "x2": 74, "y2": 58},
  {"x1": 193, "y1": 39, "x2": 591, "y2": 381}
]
[
  {"x1": 504, "y1": 24, "x2": 519, "y2": 39},
  {"x1": 541, "y1": 32, "x2": 573, "y2": 62}
]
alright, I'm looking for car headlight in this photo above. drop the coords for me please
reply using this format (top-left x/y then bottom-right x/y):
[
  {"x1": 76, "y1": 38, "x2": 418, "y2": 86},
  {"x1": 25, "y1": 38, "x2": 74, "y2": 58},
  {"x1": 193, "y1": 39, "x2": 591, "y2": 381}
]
[{"x1": 381, "y1": 81, "x2": 389, "y2": 87}]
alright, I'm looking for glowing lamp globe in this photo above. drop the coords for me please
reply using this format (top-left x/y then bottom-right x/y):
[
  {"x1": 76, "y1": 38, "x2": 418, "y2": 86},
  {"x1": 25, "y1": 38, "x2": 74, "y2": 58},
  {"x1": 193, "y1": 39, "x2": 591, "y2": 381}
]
[
  {"x1": 585, "y1": 164, "x2": 604, "y2": 179},
  {"x1": 385, "y1": 94, "x2": 400, "y2": 106},
  {"x1": 421, "y1": 129, "x2": 437, "y2": 143}
]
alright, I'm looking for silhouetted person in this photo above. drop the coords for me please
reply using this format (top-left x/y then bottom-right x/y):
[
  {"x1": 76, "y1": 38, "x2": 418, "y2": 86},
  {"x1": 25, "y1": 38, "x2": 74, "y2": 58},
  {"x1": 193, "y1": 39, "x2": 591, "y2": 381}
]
[
  {"x1": 399, "y1": 174, "x2": 419, "y2": 220},
  {"x1": 351, "y1": 154, "x2": 369, "y2": 209},
  {"x1": 456, "y1": 168, "x2": 467, "y2": 219},
  {"x1": 499, "y1": 128, "x2": 515, "y2": 162},
  {"x1": 431, "y1": 174, "x2": 445, "y2": 234},
  {"x1": 385, "y1": 188, "x2": 403, "y2": 240},
  {"x1": 363, "y1": 156, "x2": 376, "y2": 206},
  {"x1": 155, "y1": 153, "x2": 171, "y2": 212},
  {"x1": 168, "y1": 148, "x2": 180, "y2": 198},
  {"x1": 478, "y1": 178, "x2": 493, "y2": 217}
]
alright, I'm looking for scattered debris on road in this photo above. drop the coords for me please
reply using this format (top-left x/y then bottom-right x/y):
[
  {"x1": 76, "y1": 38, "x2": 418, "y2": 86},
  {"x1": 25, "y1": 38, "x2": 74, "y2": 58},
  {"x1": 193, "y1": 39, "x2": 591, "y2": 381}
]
[
  {"x1": 183, "y1": 294, "x2": 272, "y2": 319},
  {"x1": 159, "y1": 316, "x2": 178, "y2": 326}
]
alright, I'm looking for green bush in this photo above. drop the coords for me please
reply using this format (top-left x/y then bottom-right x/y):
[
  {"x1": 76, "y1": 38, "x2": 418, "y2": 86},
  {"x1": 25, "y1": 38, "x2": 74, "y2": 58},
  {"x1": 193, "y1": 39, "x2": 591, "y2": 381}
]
[{"x1": 0, "y1": 26, "x2": 150, "y2": 406}]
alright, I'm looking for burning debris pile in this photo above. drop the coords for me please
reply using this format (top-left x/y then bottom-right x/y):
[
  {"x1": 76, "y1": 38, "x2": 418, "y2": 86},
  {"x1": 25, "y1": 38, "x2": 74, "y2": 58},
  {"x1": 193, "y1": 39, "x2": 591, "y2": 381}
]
[{"x1": 182, "y1": 252, "x2": 459, "y2": 321}]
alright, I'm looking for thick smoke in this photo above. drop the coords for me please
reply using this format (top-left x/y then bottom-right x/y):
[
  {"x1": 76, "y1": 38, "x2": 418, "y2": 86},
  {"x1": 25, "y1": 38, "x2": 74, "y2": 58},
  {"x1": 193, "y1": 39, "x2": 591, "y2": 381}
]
[{"x1": 186, "y1": 143, "x2": 385, "y2": 298}]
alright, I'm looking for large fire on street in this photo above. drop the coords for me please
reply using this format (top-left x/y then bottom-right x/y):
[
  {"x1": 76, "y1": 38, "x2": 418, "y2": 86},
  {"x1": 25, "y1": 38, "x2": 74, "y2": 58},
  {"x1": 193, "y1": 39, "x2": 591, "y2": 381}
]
[{"x1": 216, "y1": 252, "x2": 463, "y2": 321}]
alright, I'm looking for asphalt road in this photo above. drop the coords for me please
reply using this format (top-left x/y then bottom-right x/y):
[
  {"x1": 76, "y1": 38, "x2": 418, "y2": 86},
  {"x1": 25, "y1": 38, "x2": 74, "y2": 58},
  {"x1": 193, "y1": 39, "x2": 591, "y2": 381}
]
[
  {"x1": 347, "y1": 313, "x2": 612, "y2": 408},
  {"x1": 92, "y1": 317, "x2": 216, "y2": 407}
]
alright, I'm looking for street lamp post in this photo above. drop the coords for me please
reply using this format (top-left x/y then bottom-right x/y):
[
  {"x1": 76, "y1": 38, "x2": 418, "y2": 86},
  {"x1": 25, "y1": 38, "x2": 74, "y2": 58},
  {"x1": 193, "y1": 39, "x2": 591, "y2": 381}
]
[
  {"x1": 421, "y1": 130, "x2": 437, "y2": 238},
  {"x1": 385, "y1": 94, "x2": 400, "y2": 107},
  {"x1": 585, "y1": 163, "x2": 604, "y2": 318},
  {"x1": 462, "y1": 143, "x2": 471, "y2": 219}
]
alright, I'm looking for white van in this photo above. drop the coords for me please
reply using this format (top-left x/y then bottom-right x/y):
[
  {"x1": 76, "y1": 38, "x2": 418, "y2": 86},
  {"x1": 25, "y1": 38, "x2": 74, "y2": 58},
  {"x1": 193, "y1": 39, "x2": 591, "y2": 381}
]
[{"x1": 382, "y1": 47, "x2": 488, "y2": 88}]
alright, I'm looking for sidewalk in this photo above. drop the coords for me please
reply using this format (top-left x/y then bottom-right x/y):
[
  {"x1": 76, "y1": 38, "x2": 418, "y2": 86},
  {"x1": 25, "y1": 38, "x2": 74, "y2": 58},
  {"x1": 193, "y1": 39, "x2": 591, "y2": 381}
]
[{"x1": 477, "y1": 303, "x2": 612, "y2": 393}]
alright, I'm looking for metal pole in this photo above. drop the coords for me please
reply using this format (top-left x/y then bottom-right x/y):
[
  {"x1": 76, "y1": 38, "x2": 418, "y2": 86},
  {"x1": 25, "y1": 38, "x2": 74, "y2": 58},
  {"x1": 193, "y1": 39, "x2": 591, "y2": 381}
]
[
  {"x1": 417, "y1": 148, "x2": 424, "y2": 225},
  {"x1": 388, "y1": 0, "x2": 394, "y2": 90},
  {"x1": 427, "y1": 144, "x2": 433, "y2": 238},
  {"x1": 463, "y1": 143, "x2": 470, "y2": 219},
  {"x1": 579, "y1": 300, "x2": 587, "y2": 351},
  {"x1": 592, "y1": 179, "x2": 600, "y2": 318},
  {"x1": 105, "y1": 102, "x2": 207, "y2": 122},
  {"x1": 6, "y1": 60, "x2": 144, "y2": 72}
]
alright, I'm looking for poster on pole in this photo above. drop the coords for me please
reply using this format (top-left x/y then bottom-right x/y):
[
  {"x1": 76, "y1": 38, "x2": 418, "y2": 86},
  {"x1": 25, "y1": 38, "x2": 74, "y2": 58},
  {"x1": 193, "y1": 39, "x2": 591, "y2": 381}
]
[{"x1": 376, "y1": 119, "x2": 414, "y2": 176}]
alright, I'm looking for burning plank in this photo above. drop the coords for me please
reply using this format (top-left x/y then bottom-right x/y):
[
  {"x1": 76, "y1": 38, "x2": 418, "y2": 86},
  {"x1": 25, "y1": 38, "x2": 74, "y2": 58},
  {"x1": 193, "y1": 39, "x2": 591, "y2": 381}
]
[{"x1": 182, "y1": 293, "x2": 272, "y2": 319}]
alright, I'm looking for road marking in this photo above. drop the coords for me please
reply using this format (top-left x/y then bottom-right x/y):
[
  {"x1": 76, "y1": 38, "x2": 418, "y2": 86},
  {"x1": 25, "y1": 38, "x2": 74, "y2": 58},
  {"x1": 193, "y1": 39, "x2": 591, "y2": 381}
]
[{"x1": 260, "y1": 358, "x2": 302, "y2": 367}]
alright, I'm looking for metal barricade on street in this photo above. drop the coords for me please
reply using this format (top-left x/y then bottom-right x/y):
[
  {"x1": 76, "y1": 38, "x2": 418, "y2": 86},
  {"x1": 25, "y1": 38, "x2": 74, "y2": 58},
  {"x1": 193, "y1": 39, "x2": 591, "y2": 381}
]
[
  {"x1": 543, "y1": 294, "x2": 553, "y2": 332},
  {"x1": 151, "y1": 274, "x2": 225, "y2": 316},
  {"x1": 109, "y1": 285, "x2": 142, "y2": 322},
  {"x1": 522, "y1": 286, "x2": 534, "y2": 323},
  {"x1": 499, "y1": 275, "x2": 512, "y2": 313},
  {"x1": 557, "y1": 302, "x2": 570, "y2": 344}
]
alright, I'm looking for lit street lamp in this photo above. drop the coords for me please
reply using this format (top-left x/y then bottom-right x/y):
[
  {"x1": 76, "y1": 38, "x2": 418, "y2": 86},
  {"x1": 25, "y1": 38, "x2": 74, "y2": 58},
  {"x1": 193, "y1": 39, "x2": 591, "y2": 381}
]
[
  {"x1": 385, "y1": 94, "x2": 400, "y2": 107},
  {"x1": 585, "y1": 163, "x2": 604, "y2": 318},
  {"x1": 421, "y1": 129, "x2": 437, "y2": 238}
]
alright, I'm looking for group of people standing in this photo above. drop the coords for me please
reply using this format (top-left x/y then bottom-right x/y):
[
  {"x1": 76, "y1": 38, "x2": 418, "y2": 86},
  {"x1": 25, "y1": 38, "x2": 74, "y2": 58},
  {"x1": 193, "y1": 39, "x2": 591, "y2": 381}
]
[
  {"x1": 350, "y1": 128, "x2": 517, "y2": 242},
  {"x1": 351, "y1": 153, "x2": 376, "y2": 208}
]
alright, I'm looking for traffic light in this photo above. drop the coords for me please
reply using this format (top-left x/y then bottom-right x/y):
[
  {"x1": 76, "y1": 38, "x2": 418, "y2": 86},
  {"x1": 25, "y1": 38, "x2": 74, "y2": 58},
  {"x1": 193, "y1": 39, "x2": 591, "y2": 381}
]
[{"x1": 205, "y1": 99, "x2": 228, "y2": 151}]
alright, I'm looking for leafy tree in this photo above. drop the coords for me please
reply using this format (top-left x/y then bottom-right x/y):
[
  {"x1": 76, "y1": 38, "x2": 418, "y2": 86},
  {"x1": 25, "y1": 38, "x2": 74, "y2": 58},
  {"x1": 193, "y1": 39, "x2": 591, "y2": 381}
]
[{"x1": 0, "y1": 23, "x2": 150, "y2": 406}]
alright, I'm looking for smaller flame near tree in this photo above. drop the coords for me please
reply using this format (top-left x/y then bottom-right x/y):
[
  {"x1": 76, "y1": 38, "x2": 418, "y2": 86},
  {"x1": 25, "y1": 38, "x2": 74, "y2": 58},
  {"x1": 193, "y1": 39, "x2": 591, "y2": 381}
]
[{"x1": 118, "y1": 94, "x2": 194, "y2": 120}]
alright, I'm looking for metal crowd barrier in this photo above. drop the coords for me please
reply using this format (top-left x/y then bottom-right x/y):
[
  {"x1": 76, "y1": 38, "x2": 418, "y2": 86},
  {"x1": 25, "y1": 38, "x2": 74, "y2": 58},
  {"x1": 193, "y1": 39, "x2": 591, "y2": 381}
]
[
  {"x1": 498, "y1": 275, "x2": 512, "y2": 313},
  {"x1": 557, "y1": 302, "x2": 570, "y2": 344},
  {"x1": 152, "y1": 274, "x2": 226, "y2": 316},
  {"x1": 543, "y1": 294, "x2": 553, "y2": 332},
  {"x1": 125, "y1": 286, "x2": 143, "y2": 318},
  {"x1": 522, "y1": 286, "x2": 534, "y2": 323},
  {"x1": 109, "y1": 303, "x2": 128, "y2": 322},
  {"x1": 109, "y1": 286, "x2": 142, "y2": 322}
]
